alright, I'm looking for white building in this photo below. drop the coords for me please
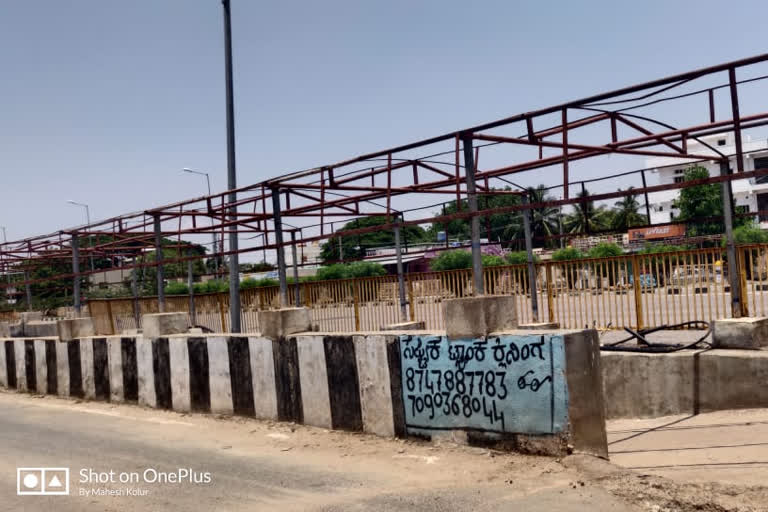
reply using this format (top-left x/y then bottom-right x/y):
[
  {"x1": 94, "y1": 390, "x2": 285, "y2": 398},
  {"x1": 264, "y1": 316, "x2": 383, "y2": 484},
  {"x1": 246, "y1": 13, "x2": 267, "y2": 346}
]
[{"x1": 646, "y1": 133, "x2": 768, "y2": 227}]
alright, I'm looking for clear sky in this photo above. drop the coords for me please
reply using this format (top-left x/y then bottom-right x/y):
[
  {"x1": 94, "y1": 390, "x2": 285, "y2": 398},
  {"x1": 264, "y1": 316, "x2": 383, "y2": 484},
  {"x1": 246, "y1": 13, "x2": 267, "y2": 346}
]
[{"x1": 3, "y1": 0, "x2": 768, "y2": 243}]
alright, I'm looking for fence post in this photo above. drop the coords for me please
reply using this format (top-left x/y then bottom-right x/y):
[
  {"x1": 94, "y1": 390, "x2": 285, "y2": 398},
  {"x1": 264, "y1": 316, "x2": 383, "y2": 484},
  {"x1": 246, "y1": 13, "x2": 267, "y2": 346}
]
[
  {"x1": 131, "y1": 256, "x2": 140, "y2": 327},
  {"x1": 353, "y1": 281, "x2": 361, "y2": 331},
  {"x1": 187, "y1": 258, "x2": 196, "y2": 326},
  {"x1": 217, "y1": 292, "x2": 227, "y2": 332},
  {"x1": 153, "y1": 214, "x2": 165, "y2": 313},
  {"x1": 407, "y1": 277, "x2": 415, "y2": 322},
  {"x1": 545, "y1": 263, "x2": 555, "y2": 324},
  {"x1": 106, "y1": 299, "x2": 116, "y2": 335},
  {"x1": 738, "y1": 248, "x2": 749, "y2": 317},
  {"x1": 631, "y1": 254, "x2": 644, "y2": 330}
]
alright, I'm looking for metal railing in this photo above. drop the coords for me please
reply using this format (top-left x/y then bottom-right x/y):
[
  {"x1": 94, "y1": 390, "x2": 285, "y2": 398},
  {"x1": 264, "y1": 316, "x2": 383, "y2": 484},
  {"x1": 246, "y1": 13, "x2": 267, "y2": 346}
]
[{"x1": 84, "y1": 244, "x2": 768, "y2": 335}]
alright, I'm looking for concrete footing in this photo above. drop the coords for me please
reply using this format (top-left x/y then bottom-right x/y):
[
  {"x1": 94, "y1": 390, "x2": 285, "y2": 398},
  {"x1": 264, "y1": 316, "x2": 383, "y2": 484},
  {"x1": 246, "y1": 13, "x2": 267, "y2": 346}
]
[
  {"x1": 380, "y1": 321, "x2": 425, "y2": 331},
  {"x1": 518, "y1": 322, "x2": 561, "y2": 330},
  {"x1": 141, "y1": 313, "x2": 190, "y2": 338},
  {"x1": 257, "y1": 308, "x2": 312, "y2": 340},
  {"x1": 23, "y1": 321, "x2": 58, "y2": 338},
  {"x1": 443, "y1": 296, "x2": 517, "y2": 340},
  {"x1": 57, "y1": 317, "x2": 95, "y2": 342},
  {"x1": 712, "y1": 317, "x2": 768, "y2": 349}
]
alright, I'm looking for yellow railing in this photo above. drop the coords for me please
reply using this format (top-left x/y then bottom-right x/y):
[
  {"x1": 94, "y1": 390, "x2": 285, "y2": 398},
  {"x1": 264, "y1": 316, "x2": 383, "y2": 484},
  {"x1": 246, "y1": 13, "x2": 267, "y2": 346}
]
[{"x1": 85, "y1": 244, "x2": 766, "y2": 334}]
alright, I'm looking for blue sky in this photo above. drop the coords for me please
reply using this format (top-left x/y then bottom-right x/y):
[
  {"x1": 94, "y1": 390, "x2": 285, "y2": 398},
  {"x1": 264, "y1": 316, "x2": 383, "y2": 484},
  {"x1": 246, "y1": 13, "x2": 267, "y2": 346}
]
[{"x1": 3, "y1": 0, "x2": 768, "y2": 243}]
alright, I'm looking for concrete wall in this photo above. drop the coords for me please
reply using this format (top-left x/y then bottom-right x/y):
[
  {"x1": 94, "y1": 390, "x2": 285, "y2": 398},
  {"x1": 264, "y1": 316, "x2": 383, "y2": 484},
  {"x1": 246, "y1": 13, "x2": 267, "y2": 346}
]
[
  {"x1": 602, "y1": 349, "x2": 768, "y2": 419},
  {"x1": 0, "y1": 328, "x2": 607, "y2": 457}
]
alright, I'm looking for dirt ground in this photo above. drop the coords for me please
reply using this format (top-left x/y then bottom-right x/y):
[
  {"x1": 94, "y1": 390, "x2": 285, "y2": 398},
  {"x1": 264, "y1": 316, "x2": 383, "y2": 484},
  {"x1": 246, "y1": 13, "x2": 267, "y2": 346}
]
[{"x1": 1, "y1": 391, "x2": 767, "y2": 511}]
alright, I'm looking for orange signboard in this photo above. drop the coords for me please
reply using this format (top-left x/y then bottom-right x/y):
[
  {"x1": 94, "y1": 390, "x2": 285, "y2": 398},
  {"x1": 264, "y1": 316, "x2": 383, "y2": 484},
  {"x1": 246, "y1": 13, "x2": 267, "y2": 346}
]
[{"x1": 628, "y1": 224, "x2": 685, "y2": 241}]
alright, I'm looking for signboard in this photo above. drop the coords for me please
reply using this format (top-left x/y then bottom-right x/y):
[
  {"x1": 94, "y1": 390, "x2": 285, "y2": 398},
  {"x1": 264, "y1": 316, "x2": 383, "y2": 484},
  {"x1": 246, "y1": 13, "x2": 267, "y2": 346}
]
[
  {"x1": 628, "y1": 224, "x2": 685, "y2": 241},
  {"x1": 399, "y1": 334, "x2": 568, "y2": 435}
]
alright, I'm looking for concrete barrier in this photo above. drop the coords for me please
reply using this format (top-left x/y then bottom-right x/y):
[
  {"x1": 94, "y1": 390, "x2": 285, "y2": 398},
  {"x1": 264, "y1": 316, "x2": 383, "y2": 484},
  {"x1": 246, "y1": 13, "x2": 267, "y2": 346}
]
[
  {"x1": 0, "y1": 327, "x2": 607, "y2": 458},
  {"x1": 602, "y1": 349, "x2": 768, "y2": 419}
]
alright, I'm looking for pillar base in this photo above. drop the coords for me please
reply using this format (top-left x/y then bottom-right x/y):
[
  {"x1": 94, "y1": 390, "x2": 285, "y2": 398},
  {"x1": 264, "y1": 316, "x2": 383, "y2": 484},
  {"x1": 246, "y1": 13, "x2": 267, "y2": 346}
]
[
  {"x1": 713, "y1": 317, "x2": 768, "y2": 349},
  {"x1": 57, "y1": 317, "x2": 95, "y2": 342},
  {"x1": 443, "y1": 296, "x2": 517, "y2": 340},
  {"x1": 380, "y1": 321, "x2": 425, "y2": 331},
  {"x1": 141, "y1": 313, "x2": 190, "y2": 338},
  {"x1": 258, "y1": 308, "x2": 312, "y2": 340}
]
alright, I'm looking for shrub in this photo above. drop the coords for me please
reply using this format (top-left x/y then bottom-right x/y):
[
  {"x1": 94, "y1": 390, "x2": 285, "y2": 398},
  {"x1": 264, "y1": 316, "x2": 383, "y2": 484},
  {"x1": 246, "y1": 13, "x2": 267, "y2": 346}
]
[
  {"x1": 240, "y1": 277, "x2": 278, "y2": 289},
  {"x1": 164, "y1": 281, "x2": 189, "y2": 295},
  {"x1": 430, "y1": 250, "x2": 473, "y2": 271},
  {"x1": 587, "y1": 243, "x2": 623, "y2": 259},
  {"x1": 481, "y1": 254, "x2": 506, "y2": 267},
  {"x1": 193, "y1": 279, "x2": 228, "y2": 294},
  {"x1": 728, "y1": 223, "x2": 768, "y2": 246},
  {"x1": 346, "y1": 261, "x2": 387, "y2": 278},
  {"x1": 316, "y1": 264, "x2": 351, "y2": 281},
  {"x1": 505, "y1": 251, "x2": 540, "y2": 265},
  {"x1": 551, "y1": 247, "x2": 584, "y2": 261}
]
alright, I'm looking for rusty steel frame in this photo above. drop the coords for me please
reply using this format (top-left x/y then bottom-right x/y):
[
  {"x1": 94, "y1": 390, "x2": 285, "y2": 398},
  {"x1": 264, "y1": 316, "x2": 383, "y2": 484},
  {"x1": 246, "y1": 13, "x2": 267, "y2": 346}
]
[{"x1": 3, "y1": 54, "x2": 768, "y2": 294}]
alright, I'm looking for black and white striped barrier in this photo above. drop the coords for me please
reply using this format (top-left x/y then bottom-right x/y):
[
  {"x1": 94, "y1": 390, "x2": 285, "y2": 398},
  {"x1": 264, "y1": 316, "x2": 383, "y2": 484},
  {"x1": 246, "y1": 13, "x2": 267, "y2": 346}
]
[{"x1": 0, "y1": 331, "x2": 607, "y2": 457}]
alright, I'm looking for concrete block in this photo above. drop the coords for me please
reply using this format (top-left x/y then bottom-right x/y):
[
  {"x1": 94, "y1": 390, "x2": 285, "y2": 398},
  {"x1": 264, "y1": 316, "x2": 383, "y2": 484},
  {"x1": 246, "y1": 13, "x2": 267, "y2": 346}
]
[
  {"x1": 57, "y1": 317, "x2": 95, "y2": 342},
  {"x1": 443, "y1": 296, "x2": 517, "y2": 340},
  {"x1": 380, "y1": 321, "x2": 425, "y2": 331},
  {"x1": 518, "y1": 322, "x2": 561, "y2": 330},
  {"x1": 712, "y1": 317, "x2": 768, "y2": 349},
  {"x1": 9, "y1": 323, "x2": 23, "y2": 337},
  {"x1": 19, "y1": 311, "x2": 43, "y2": 323},
  {"x1": 0, "y1": 322, "x2": 9, "y2": 337},
  {"x1": 24, "y1": 321, "x2": 58, "y2": 338},
  {"x1": 257, "y1": 308, "x2": 312, "y2": 340},
  {"x1": 141, "y1": 313, "x2": 189, "y2": 338}
]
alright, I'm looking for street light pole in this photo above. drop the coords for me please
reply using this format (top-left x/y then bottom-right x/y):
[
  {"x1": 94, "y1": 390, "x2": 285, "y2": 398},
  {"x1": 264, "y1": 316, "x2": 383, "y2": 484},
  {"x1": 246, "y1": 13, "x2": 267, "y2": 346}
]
[
  {"x1": 183, "y1": 168, "x2": 219, "y2": 278},
  {"x1": 222, "y1": 0, "x2": 241, "y2": 332},
  {"x1": 67, "y1": 200, "x2": 94, "y2": 272}
]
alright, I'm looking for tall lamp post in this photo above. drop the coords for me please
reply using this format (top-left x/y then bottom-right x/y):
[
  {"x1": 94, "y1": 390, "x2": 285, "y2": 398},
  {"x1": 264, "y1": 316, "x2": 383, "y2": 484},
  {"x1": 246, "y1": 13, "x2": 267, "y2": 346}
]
[
  {"x1": 222, "y1": 0, "x2": 241, "y2": 332},
  {"x1": 67, "y1": 200, "x2": 95, "y2": 272},
  {"x1": 182, "y1": 168, "x2": 219, "y2": 278}
]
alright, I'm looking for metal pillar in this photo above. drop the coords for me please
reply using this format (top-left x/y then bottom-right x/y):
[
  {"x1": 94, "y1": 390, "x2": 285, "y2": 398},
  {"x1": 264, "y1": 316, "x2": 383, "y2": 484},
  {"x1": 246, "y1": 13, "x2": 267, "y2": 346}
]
[
  {"x1": 338, "y1": 235, "x2": 344, "y2": 261},
  {"x1": 153, "y1": 215, "x2": 165, "y2": 313},
  {"x1": 222, "y1": 0, "x2": 241, "y2": 333},
  {"x1": 188, "y1": 257, "x2": 196, "y2": 325},
  {"x1": 290, "y1": 231, "x2": 301, "y2": 307},
  {"x1": 131, "y1": 257, "x2": 140, "y2": 327},
  {"x1": 271, "y1": 188, "x2": 288, "y2": 307},
  {"x1": 522, "y1": 194, "x2": 539, "y2": 322},
  {"x1": 640, "y1": 169, "x2": 652, "y2": 223},
  {"x1": 720, "y1": 160, "x2": 743, "y2": 317},
  {"x1": 24, "y1": 270, "x2": 32, "y2": 309},
  {"x1": 72, "y1": 234, "x2": 81, "y2": 315},
  {"x1": 461, "y1": 133, "x2": 484, "y2": 295},
  {"x1": 394, "y1": 217, "x2": 408, "y2": 322}
]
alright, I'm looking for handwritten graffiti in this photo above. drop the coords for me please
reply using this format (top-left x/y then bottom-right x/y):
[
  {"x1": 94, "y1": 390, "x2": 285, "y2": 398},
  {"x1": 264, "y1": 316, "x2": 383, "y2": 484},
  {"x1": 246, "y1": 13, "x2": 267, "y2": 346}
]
[{"x1": 399, "y1": 334, "x2": 568, "y2": 435}]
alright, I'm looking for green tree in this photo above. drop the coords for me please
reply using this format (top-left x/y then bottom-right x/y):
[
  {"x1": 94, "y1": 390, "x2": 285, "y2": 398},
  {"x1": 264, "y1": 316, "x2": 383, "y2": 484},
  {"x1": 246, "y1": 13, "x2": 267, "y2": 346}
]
[
  {"x1": 131, "y1": 240, "x2": 207, "y2": 295},
  {"x1": 320, "y1": 216, "x2": 428, "y2": 263},
  {"x1": 587, "y1": 243, "x2": 623, "y2": 259},
  {"x1": 612, "y1": 188, "x2": 647, "y2": 231},
  {"x1": 552, "y1": 246, "x2": 584, "y2": 261},
  {"x1": 676, "y1": 165, "x2": 749, "y2": 236},
  {"x1": 523, "y1": 185, "x2": 561, "y2": 248}
]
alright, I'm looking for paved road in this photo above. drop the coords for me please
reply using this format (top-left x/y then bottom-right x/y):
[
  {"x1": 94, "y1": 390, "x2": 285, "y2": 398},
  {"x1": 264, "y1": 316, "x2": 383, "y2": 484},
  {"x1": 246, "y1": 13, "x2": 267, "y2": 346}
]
[
  {"x1": 0, "y1": 391, "x2": 634, "y2": 512},
  {"x1": 608, "y1": 408, "x2": 768, "y2": 486}
]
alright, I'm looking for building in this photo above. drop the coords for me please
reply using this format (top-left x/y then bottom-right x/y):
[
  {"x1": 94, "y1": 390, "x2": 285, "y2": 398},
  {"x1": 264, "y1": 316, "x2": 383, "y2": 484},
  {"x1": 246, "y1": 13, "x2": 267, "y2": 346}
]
[{"x1": 646, "y1": 133, "x2": 768, "y2": 227}]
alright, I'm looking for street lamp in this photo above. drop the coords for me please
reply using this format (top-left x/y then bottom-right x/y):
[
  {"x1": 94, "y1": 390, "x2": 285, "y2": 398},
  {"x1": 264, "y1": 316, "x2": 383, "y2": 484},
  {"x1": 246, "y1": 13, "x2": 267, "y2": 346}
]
[
  {"x1": 182, "y1": 168, "x2": 219, "y2": 277},
  {"x1": 67, "y1": 200, "x2": 94, "y2": 271}
]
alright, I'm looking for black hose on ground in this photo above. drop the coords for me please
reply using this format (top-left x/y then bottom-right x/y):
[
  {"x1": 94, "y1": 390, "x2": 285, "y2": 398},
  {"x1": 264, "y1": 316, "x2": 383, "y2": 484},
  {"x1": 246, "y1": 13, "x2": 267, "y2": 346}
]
[{"x1": 600, "y1": 320, "x2": 712, "y2": 353}]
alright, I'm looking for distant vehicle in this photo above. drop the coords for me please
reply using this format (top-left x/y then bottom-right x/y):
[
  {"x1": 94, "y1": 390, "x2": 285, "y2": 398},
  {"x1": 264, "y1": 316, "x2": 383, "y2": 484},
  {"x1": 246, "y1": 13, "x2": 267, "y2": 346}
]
[{"x1": 629, "y1": 273, "x2": 657, "y2": 288}]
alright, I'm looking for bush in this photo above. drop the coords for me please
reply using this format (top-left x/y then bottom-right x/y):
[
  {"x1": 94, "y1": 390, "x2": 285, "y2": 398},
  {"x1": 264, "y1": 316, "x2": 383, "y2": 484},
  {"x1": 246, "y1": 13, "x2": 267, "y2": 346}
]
[
  {"x1": 240, "y1": 277, "x2": 279, "y2": 289},
  {"x1": 587, "y1": 243, "x2": 623, "y2": 259},
  {"x1": 728, "y1": 223, "x2": 768, "y2": 246},
  {"x1": 481, "y1": 254, "x2": 506, "y2": 267},
  {"x1": 346, "y1": 261, "x2": 387, "y2": 278},
  {"x1": 193, "y1": 279, "x2": 228, "y2": 294},
  {"x1": 430, "y1": 250, "x2": 473, "y2": 271},
  {"x1": 315, "y1": 261, "x2": 387, "y2": 281},
  {"x1": 552, "y1": 247, "x2": 584, "y2": 261},
  {"x1": 505, "y1": 251, "x2": 540, "y2": 265},
  {"x1": 164, "y1": 281, "x2": 189, "y2": 295}
]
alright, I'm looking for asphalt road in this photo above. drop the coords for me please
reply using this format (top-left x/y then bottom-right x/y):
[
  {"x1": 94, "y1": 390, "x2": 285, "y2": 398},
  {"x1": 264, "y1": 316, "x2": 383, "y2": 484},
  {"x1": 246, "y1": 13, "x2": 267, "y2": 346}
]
[{"x1": 0, "y1": 391, "x2": 635, "y2": 512}]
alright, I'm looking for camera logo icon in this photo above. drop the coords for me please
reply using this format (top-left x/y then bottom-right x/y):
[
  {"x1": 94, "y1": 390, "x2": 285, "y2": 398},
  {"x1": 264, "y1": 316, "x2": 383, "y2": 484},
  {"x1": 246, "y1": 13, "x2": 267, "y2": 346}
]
[{"x1": 17, "y1": 468, "x2": 70, "y2": 496}]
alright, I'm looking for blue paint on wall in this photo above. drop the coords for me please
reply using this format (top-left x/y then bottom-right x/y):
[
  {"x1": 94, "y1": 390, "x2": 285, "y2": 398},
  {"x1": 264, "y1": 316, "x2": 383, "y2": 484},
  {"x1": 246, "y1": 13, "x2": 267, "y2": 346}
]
[{"x1": 399, "y1": 334, "x2": 568, "y2": 435}]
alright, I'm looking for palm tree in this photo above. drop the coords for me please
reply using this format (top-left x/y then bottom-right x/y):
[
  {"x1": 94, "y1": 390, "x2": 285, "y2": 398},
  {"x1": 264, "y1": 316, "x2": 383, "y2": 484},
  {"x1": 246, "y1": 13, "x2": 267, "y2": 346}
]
[
  {"x1": 502, "y1": 185, "x2": 560, "y2": 248},
  {"x1": 612, "y1": 188, "x2": 647, "y2": 231},
  {"x1": 565, "y1": 188, "x2": 610, "y2": 234}
]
